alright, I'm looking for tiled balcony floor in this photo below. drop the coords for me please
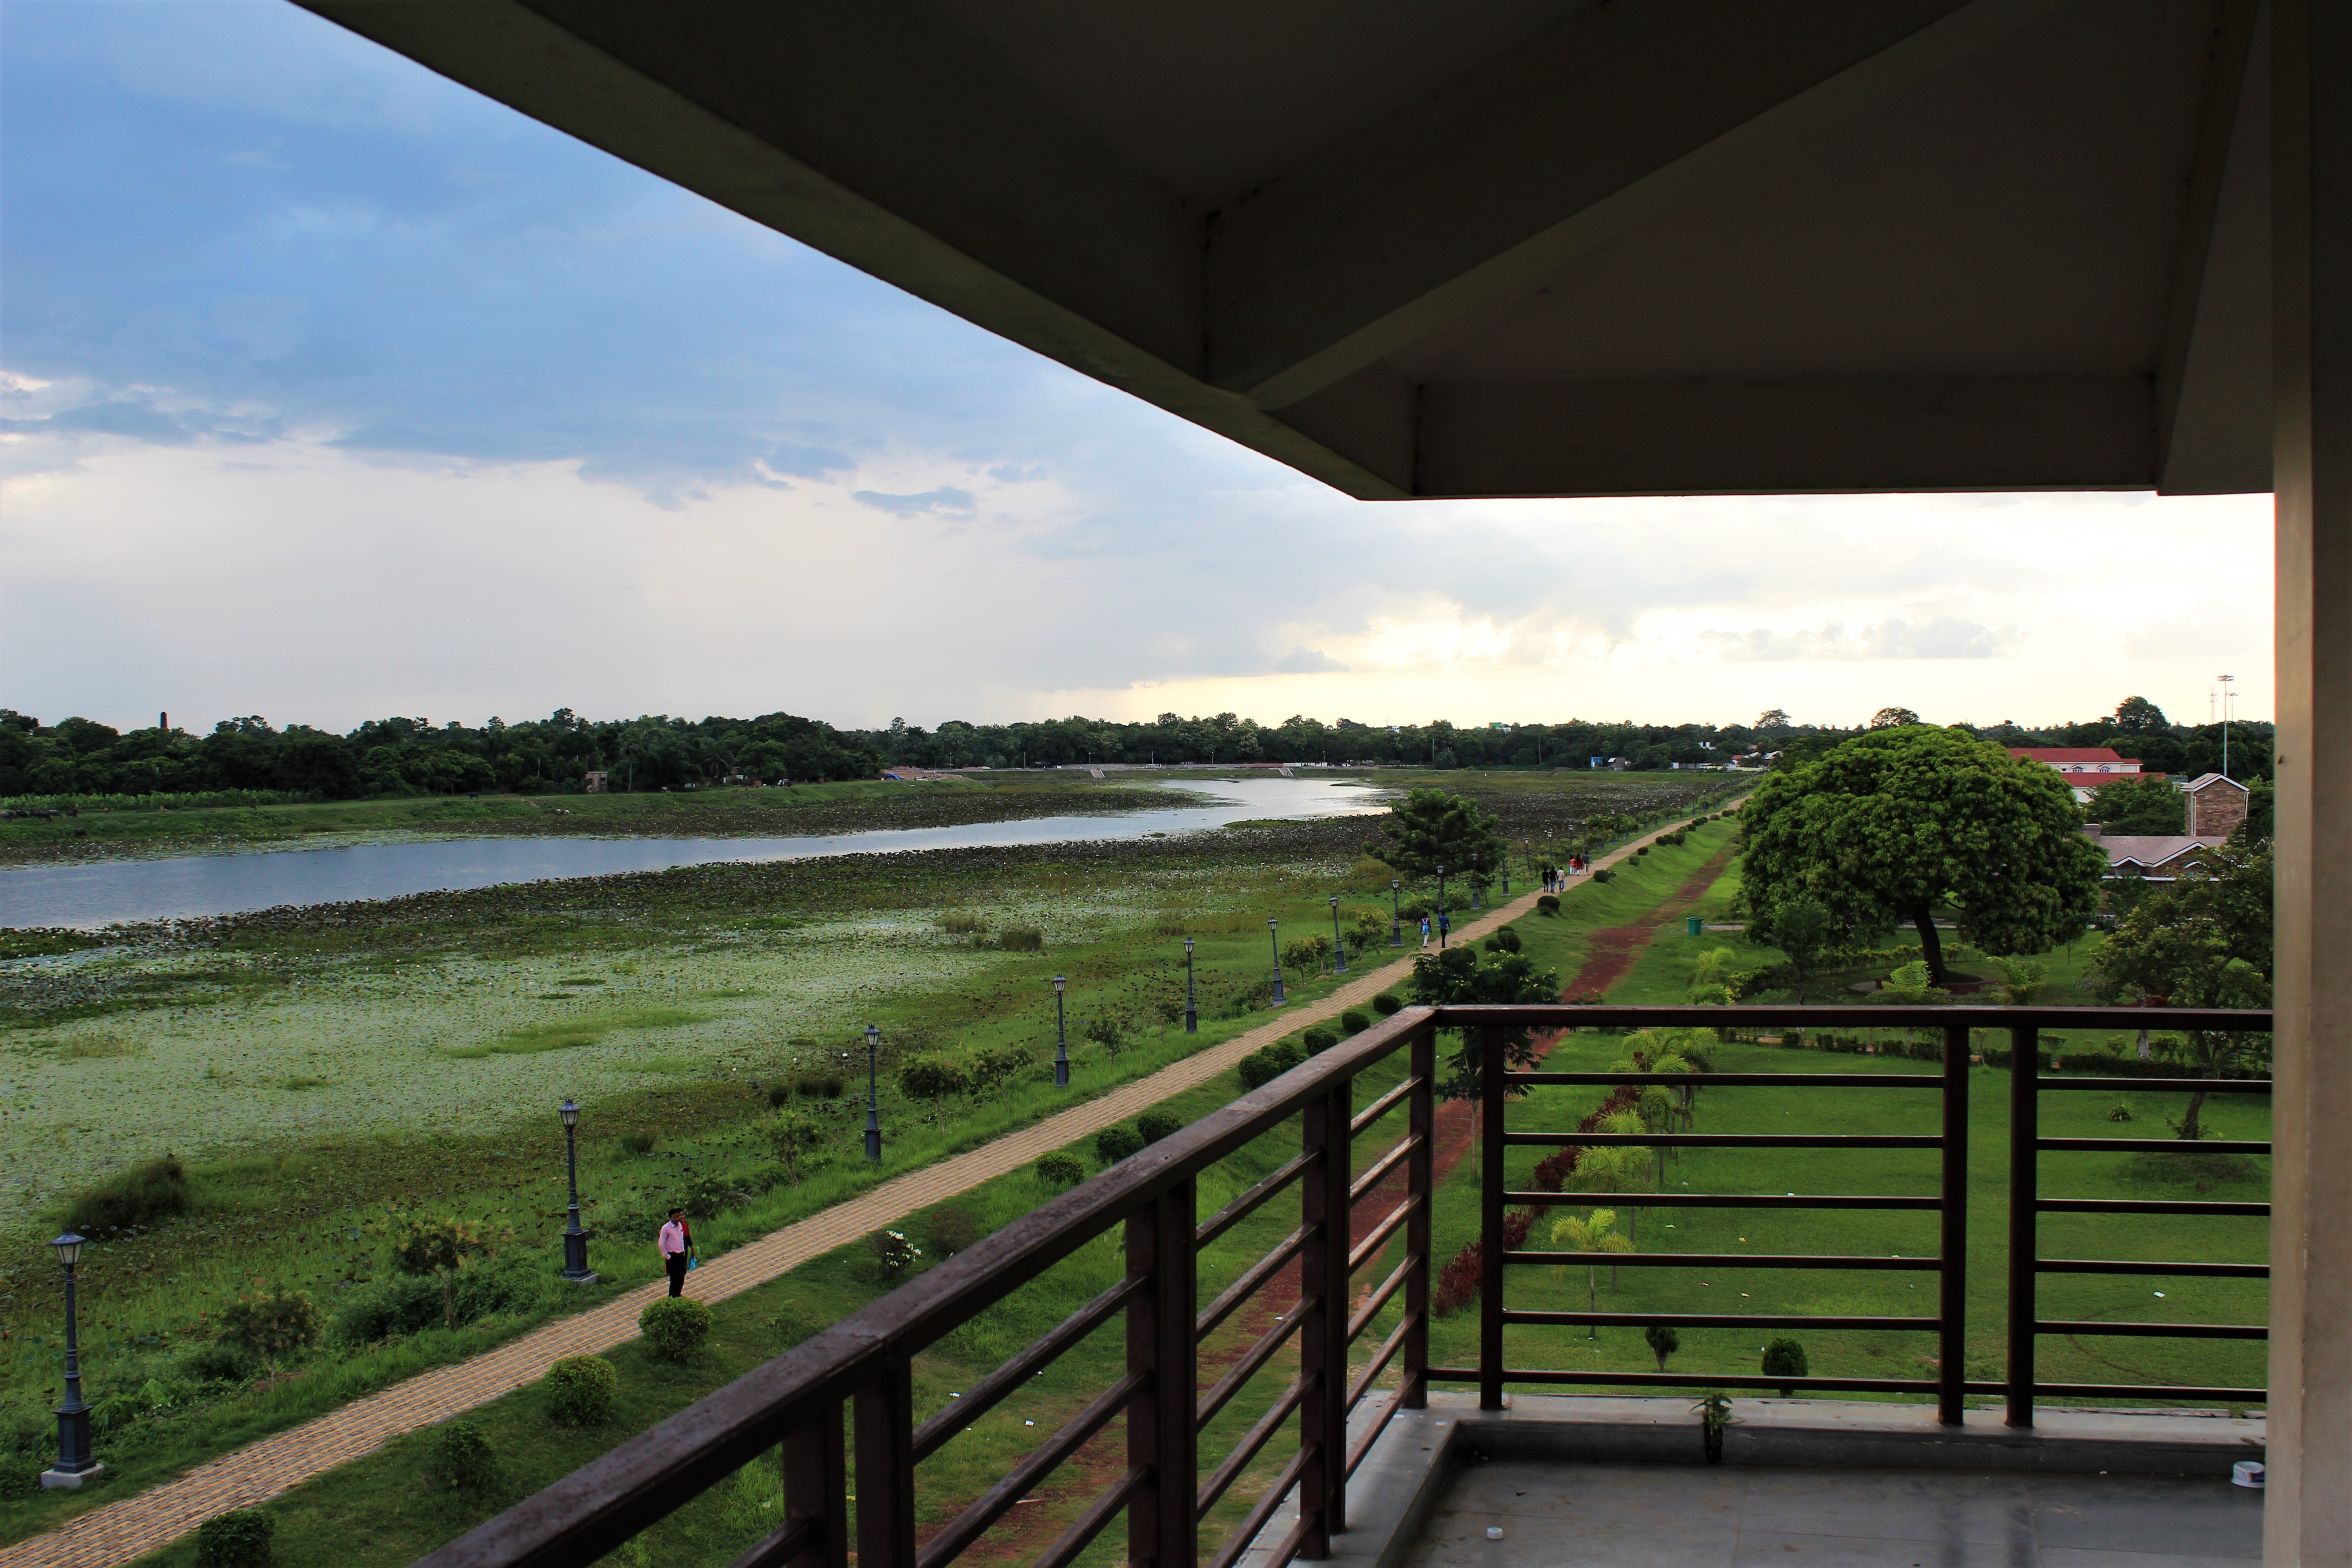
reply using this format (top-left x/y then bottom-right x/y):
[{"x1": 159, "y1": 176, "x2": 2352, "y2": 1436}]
[{"x1": 1398, "y1": 1459, "x2": 2261, "y2": 1568}]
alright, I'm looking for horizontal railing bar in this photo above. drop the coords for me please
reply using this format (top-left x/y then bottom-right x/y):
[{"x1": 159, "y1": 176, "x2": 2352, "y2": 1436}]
[
  {"x1": 1032, "y1": 1466, "x2": 1148, "y2": 1568},
  {"x1": 1344, "y1": 1386, "x2": 1410, "y2": 1481},
  {"x1": 2031, "y1": 1382, "x2": 2270, "y2": 1402},
  {"x1": 1512, "y1": 1072, "x2": 1940, "y2": 1088},
  {"x1": 1508, "y1": 1250, "x2": 1941, "y2": 1271},
  {"x1": 2037, "y1": 1077, "x2": 2273, "y2": 1094},
  {"x1": 2039, "y1": 1198, "x2": 2271, "y2": 1216},
  {"x1": 1198, "y1": 1298, "x2": 1311, "y2": 1428},
  {"x1": 1205, "y1": 1446, "x2": 1310, "y2": 1568},
  {"x1": 916, "y1": 1371, "x2": 1145, "y2": 1568},
  {"x1": 1433, "y1": 1004, "x2": 2273, "y2": 1031},
  {"x1": 1258, "y1": 1512, "x2": 1316, "y2": 1568},
  {"x1": 2038, "y1": 1258, "x2": 2269, "y2": 1277},
  {"x1": 2036, "y1": 1319, "x2": 2269, "y2": 1339},
  {"x1": 1348, "y1": 1131, "x2": 1421, "y2": 1205},
  {"x1": 1350, "y1": 1254, "x2": 1417, "y2": 1344},
  {"x1": 1350, "y1": 1074, "x2": 1421, "y2": 1136},
  {"x1": 719, "y1": 1515, "x2": 820, "y2": 1568},
  {"x1": 1504, "y1": 1310, "x2": 1938, "y2": 1331},
  {"x1": 912, "y1": 1274, "x2": 1143, "y2": 1462},
  {"x1": 1508, "y1": 1190, "x2": 1940, "y2": 1210},
  {"x1": 2038, "y1": 1137, "x2": 2271, "y2": 1155},
  {"x1": 1196, "y1": 1149, "x2": 1317, "y2": 1249},
  {"x1": 1348, "y1": 1195, "x2": 1418, "y2": 1274},
  {"x1": 1197, "y1": 1224, "x2": 1311, "y2": 1343},
  {"x1": 1426, "y1": 1367, "x2": 1940, "y2": 1394},
  {"x1": 1196, "y1": 1375, "x2": 1306, "y2": 1523},
  {"x1": 1505, "y1": 1132, "x2": 1942, "y2": 1148},
  {"x1": 1348, "y1": 1312, "x2": 1415, "y2": 1416}
]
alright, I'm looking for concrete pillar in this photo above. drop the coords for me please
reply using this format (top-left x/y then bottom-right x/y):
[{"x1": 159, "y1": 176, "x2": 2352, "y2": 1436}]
[{"x1": 2267, "y1": 4, "x2": 2352, "y2": 1562}]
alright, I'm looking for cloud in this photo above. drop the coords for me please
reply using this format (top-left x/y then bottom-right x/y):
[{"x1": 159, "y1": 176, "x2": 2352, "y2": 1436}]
[
  {"x1": 1702, "y1": 616, "x2": 2018, "y2": 662},
  {"x1": 852, "y1": 486, "x2": 975, "y2": 517},
  {"x1": 1273, "y1": 645, "x2": 1348, "y2": 674}
]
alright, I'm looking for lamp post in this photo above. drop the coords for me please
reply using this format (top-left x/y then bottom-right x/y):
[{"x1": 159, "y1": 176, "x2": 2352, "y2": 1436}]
[
  {"x1": 862, "y1": 1024, "x2": 882, "y2": 1164},
  {"x1": 1436, "y1": 864, "x2": 1449, "y2": 949},
  {"x1": 1181, "y1": 942, "x2": 1198, "y2": 1034},
  {"x1": 1054, "y1": 975, "x2": 1071, "y2": 1084},
  {"x1": 1268, "y1": 918, "x2": 1287, "y2": 1005},
  {"x1": 1389, "y1": 879, "x2": 1403, "y2": 946},
  {"x1": 1328, "y1": 895, "x2": 1348, "y2": 975},
  {"x1": 558, "y1": 1099, "x2": 596, "y2": 1284},
  {"x1": 1470, "y1": 851, "x2": 1482, "y2": 911},
  {"x1": 42, "y1": 1232, "x2": 99, "y2": 1489}
]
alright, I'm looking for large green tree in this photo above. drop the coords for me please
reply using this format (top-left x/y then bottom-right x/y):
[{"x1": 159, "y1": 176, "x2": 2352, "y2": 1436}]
[
  {"x1": 2091, "y1": 775, "x2": 2186, "y2": 835},
  {"x1": 1739, "y1": 725, "x2": 2104, "y2": 984},
  {"x1": 1373, "y1": 786, "x2": 1509, "y2": 888}
]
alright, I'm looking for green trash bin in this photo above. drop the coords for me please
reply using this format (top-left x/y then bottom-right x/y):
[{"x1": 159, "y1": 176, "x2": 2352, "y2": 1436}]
[{"x1": 1686, "y1": 916, "x2": 1704, "y2": 937}]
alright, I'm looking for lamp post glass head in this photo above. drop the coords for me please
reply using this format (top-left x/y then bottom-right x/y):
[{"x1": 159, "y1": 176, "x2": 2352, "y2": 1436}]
[
  {"x1": 51, "y1": 1232, "x2": 84, "y2": 1269},
  {"x1": 1183, "y1": 937, "x2": 1194, "y2": 955},
  {"x1": 1054, "y1": 974, "x2": 1067, "y2": 994},
  {"x1": 559, "y1": 1098, "x2": 579, "y2": 1130},
  {"x1": 865, "y1": 1024, "x2": 881, "y2": 1049}
]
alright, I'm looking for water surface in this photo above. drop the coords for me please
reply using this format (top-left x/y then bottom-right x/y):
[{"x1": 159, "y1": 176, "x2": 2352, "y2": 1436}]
[{"x1": 0, "y1": 778, "x2": 1386, "y2": 929}]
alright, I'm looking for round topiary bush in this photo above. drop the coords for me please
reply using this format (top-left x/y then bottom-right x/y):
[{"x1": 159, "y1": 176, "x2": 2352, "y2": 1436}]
[
  {"x1": 1761, "y1": 1336, "x2": 1810, "y2": 1396},
  {"x1": 1094, "y1": 1124, "x2": 1145, "y2": 1165},
  {"x1": 1035, "y1": 1152, "x2": 1086, "y2": 1187},
  {"x1": 1301, "y1": 1027, "x2": 1338, "y2": 1056},
  {"x1": 1137, "y1": 1110, "x2": 1182, "y2": 1145},
  {"x1": 1485, "y1": 926, "x2": 1523, "y2": 954},
  {"x1": 1535, "y1": 895, "x2": 1561, "y2": 915},
  {"x1": 1338, "y1": 1009, "x2": 1370, "y2": 1034},
  {"x1": 1371, "y1": 993, "x2": 1404, "y2": 1016},
  {"x1": 639, "y1": 1296, "x2": 715, "y2": 1362},
  {"x1": 543, "y1": 1354, "x2": 618, "y2": 1426},
  {"x1": 1236, "y1": 1041, "x2": 1303, "y2": 1091},
  {"x1": 196, "y1": 1509, "x2": 275, "y2": 1568},
  {"x1": 1592, "y1": 868, "x2": 1615, "y2": 883},
  {"x1": 428, "y1": 1419, "x2": 504, "y2": 1492}
]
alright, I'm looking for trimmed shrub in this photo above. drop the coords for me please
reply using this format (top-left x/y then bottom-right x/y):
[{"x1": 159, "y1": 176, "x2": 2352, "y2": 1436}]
[
  {"x1": 1236, "y1": 1041, "x2": 1303, "y2": 1091},
  {"x1": 1484, "y1": 926, "x2": 1522, "y2": 954},
  {"x1": 1371, "y1": 993, "x2": 1404, "y2": 1016},
  {"x1": 196, "y1": 1509, "x2": 275, "y2": 1567},
  {"x1": 218, "y1": 1287, "x2": 320, "y2": 1359},
  {"x1": 927, "y1": 1204, "x2": 984, "y2": 1256},
  {"x1": 1535, "y1": 894, "x2": 1561, "y2": 915},
  {"x1": 1592, "y1": 868, "x2": 1615, "y2": 883},
  {"x1": 1137, "y1": 1110, "x2": 1182, "y2": 1145},
  {"x1": 1035, "y1": 1152, "x2": 1086, "y2": 1187},
  {"x1": 1338, "y1": 1009, "x2": 1371, "y2": 1035},
  {"x1": 1095, "y1": 1124, "x2": 1145, "y2": 1165},
  {"x1": 428, "y1": 1420, "x2": 503, "y2": 1492},
  {"x1": 1761, "y1": 1337, "x2": 1809, "y2": 1396},
  {"x1": 997, "y1": 926, "x2": 1045, "y2": 951},
  {"x1": 870, "y1": 1229, "x2": 923, "y2": 1282},
  {"x1": 1301, "y1": 1027, "x2": 1338, "y2": 1056},
  {"x1": 898, "y1": 1054, "x2": 968, "y2": 1100},
  {"x1": 639, "y1": 1296, "x2": 715, "y2": 1362},
  {"x1": 57, "y1": 1153, "x2": 192, "y2": 1235},
  {"x1": 544, "y1": 1354, "x2": 619, "y2": 1426}
]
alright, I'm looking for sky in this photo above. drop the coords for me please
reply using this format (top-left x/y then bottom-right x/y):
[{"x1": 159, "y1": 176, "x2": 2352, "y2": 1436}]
[{"x1": 0, "y1": 2, "x2": 2276, "y2": 739}]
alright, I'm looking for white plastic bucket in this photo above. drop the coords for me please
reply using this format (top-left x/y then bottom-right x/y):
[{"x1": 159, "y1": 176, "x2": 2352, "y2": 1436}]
[{"x1": 2234, "y1": 1460, "x2": 2267, "y2": 1489}]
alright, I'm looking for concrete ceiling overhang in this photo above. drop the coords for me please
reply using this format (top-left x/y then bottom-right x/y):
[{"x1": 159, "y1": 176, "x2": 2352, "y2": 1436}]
[{"x1": 294, "y1": 0, "x2": 2274, "y2": 499}]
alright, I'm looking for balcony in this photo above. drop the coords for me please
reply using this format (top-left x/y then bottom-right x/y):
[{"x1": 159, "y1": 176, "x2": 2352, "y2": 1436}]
[{"x1": 416, "y1": 1002, "x2": 2270, "y2": 1568}]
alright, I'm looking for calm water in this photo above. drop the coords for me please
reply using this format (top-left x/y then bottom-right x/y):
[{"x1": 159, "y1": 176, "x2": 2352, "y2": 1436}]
[{"x1": 0, "y1": 778, "x2": 1387, "y2": 929}]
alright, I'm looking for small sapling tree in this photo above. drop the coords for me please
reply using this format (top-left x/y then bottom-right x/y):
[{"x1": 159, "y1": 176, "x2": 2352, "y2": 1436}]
[
  {"x1": 393, "y1": 1215, "x2": 487, "y2": 1331},
  {"x1": 1644, "y1": 1324, "x2": 1681, "y2": 1373}
]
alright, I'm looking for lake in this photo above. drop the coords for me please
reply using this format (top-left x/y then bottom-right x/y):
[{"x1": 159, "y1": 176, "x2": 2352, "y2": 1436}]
[{"x1": 0, "y1": 777, "x2": 1388, "y2": 929}]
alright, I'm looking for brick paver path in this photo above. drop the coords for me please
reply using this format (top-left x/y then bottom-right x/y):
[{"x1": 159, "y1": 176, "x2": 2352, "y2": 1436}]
[{"x1": 5, "y1": 811, "x2": 1724, "y2": 1568}]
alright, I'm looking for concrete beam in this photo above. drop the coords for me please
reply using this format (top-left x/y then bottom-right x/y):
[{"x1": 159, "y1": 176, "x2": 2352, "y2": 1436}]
[
  {"x1": 1415, "y1": 376, "x2": 2155, "y2": 497},
  {"x1": 1207, "y1": 0, "x2": 2074, "y2": 411}
]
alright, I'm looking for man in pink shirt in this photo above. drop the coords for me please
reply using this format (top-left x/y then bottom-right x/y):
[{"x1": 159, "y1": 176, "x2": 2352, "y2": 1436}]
[{"x1": 658, "y1": 1208, "x2": 692, "y2": 1296}]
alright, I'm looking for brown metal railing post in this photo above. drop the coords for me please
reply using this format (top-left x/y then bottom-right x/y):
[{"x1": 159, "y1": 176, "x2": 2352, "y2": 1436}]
[
  {"x1": 854, "y1": 1362, "x2": 917, "y2": 1568},
  {"x1": 783, "y1": 1399, "x2": 849, "y2": 1568},
  {"x1": 1938, "y1": 1023, "x2": 1970, "y2": 1425},
  {"x1": 1479, "y1": 1027, "x2": 1506, "y2": 1411},
  {"x1": 1129, "y1": 1179, "x2": 1198, "y2": 1568},
  {"x1": 1403, "y1": 1022, "x2": 1436, "y2": 1409},
  {"x1": 2006, "y1": 1025, "x2": 2039, "y2": 1429},
  {"x1": 1299, "y1": 1078, "x2": 1352, "y2": 1556}
]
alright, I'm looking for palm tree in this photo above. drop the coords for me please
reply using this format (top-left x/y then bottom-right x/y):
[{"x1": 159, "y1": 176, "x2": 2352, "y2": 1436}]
[{"x1": 1550, "y1": 1209, "x2": 1636, "y2": 1338}]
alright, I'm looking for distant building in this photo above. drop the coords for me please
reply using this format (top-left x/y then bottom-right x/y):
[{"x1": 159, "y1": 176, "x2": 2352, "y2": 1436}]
[
  {"x1": 2009, "y1": 746, "x2": 2166, "y2": 804},
  {"x1": 583, "y1": 770, "x2": 609, "y2": 793},
  {"x1": 2180, "y1": 772, "x2": 2251, "y2": 838},
  {"x1": 2083, "y1": 823, "x2": 2222, "y2": 883}
]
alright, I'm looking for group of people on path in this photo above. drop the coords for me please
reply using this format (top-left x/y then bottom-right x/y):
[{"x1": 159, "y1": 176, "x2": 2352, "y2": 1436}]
[{"x1": 1541, "y1": 856, "x2": 1589, "y2": 892}]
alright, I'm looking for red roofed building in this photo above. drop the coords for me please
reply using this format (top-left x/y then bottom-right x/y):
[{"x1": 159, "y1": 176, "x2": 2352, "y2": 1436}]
[{"x1": 2008, "y1": 747, "x2": 2166, "y2": 804}]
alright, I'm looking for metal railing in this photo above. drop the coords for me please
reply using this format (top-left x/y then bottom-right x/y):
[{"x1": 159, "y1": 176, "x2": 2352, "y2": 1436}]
[{"x1": 418, "y1": 1001, "x2": 2270, "y2": 1568}]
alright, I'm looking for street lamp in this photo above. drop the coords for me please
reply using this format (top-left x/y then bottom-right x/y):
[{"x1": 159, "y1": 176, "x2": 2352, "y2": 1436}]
[
  {"x1": 1054, "y1": 975, "x2": 1071, "y2": 1085},
  {"x1": 1268, "y1": 918, "x2": 1287, "y2": 1006},
  {"x1": 1436, "y1": 864, "x2": 1449, "y2": 949},
  {"x1": 1181, "y1": 942, "x2": 1198, "y2": 1034},
  {"x1": 1389, "y1": 879, "x2": 1403, "y2": 947},
  {"x1": 862, "y1": 1024, "x2": 882, "y2": 1164},
  {"x1": 1499, "y1": 848, "x2": 1510, "y2": 898},
  {"x1": 42, "y1": 1232, "x2": 99, "y2": 1489},
  {"x1": 1470, "y1": 851, "x2": 1482, "y2": 911},
  {"x1": 1328, "y1": 895, "x2": 1348, "y2": 975},
  {"x1": 558, "y1": 1099, "x2": 596, "y2": 1284}
]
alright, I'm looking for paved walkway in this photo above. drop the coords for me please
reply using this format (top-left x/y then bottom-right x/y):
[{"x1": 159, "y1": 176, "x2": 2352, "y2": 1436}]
[{"x1": 5, "y1": 812, "x2": 1723, "y2": 1568}]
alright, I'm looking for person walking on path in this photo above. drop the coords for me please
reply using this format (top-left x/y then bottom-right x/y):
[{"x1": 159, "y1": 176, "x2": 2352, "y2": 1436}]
[
  {"x1": 658, "y1": 1208, "x2": 694, "y2": 1297},
  {"x1": 1419, "y1": 915, "x2": 1431, "y2": 949}
]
